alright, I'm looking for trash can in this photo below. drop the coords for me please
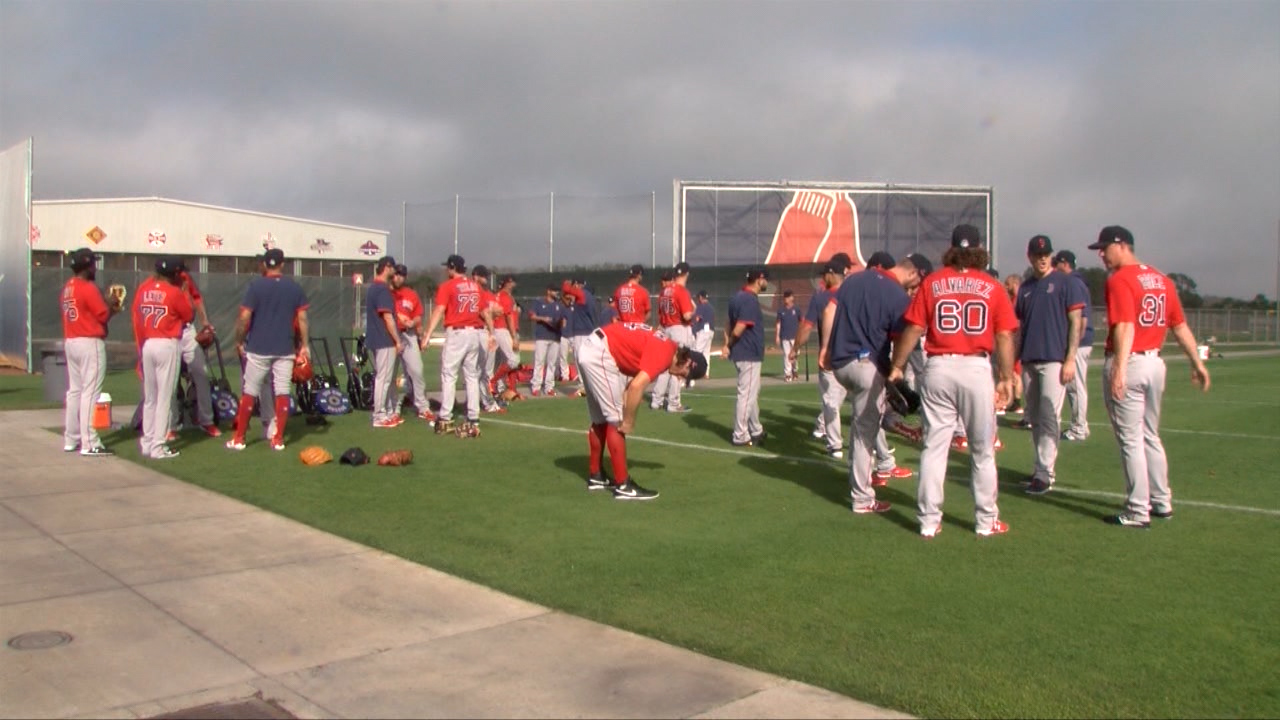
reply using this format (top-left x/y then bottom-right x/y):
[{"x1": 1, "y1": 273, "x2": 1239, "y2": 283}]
[{"x1": 41, "y1": 343, "x2": 68, "y2": 404}]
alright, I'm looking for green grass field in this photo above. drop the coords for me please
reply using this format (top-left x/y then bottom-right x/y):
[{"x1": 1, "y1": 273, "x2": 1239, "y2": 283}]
[{"x1": 6, "y1": 351, "x2": 1280, "y2": 718}]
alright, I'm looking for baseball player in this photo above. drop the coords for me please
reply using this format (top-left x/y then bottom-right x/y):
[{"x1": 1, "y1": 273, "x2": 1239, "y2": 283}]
[
  {"x1": 725, "y1": 267, "x2": 769, "y2": 446},
  {"x1": 599, "y1": 296, "x2": 620, "y2": 326},
  {"x1": 422, "y1": 254, "x2": 495, "y2": 434},
  {"x1": 391, "y1": 263, "x2": 435, "y2": 421},
  {"x1": 472, "y1": 266, "x2": 507, "y2": 413},
  {"x1": 792, "y1": 255, "x2": 851, "y2": 457},
  {"x1": 882, "y1": 252, "x2": 932, "y2": 443},
  {"x1": 1054, "y1": 250, "x2": 1095, "y2": 441},
  {"x1": 60, "y1": 248, "x2": 123, "y2": 456},
  {"x1": 225, "y1": 248, "x2": 310, "y2": 451},
  {"x1": 165, "y1": 260, "x2": 220, "y2": 437},
  {"x1": 365, "y1": 256, "x2": 404, "y2": 428},
  {"x1": 1002, "y1": 274, "x2": 1028, "y2": 421},
  {"x1": 1089, "y1": 226, "x2": 1209, "y2": 528},
  {"x1": 776, "y1": 290, "x2": 800, "y2": 382},
  {"x1": 580, "y1": 321, "x2": 709, "y2": 500},
  {"x1": 691, "y1": 290, "x2": 715, "y2": 384},
  {"x1": 527, "y1": 285, "x2": 564, "y2": 396},
  {"x1": 889, "y1": 224, "x2": 1019, "y2": 538},
  {"x1": 819, "y1": 252, "x2": 923, "y2": 515},
  {"x1": 562, "y1": 278, "x2": 599, "y2": 398},
  {"x1": 651, "y1": 262, "x2": 696, "y2": 412},
  {"x1": 132, "y1": 256, "x2": 194, "y2": 460},
  {"x1": 1015, "y1": 235, "x2": 1087, "y2": 495},
  {"x1": 490, "y1": 274, "x2": 522, "y2": 395},
  {"x1": 614, "y1": 263, "x2": 651, "y2": 324}
]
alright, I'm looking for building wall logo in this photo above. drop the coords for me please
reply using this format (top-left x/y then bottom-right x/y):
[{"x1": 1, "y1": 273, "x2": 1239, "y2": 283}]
[
  {"x1": 262, "y1": 232, "x2": 276, "y2": 251},
  {"x1": 310, "y1": 237, "x2": 332, "y2": 254},
  {"x1": 148, "y1": 230, "x2": 167, "y2": 248},
  {"x1": 358, "y1": 240, "x2": 381, "y2": 257},
  {"x1": 205, "y1": 233, "x2": 224, "y2": 250},
  {"x1": 86, "y1": 226, "x2": 107, "y2": 244},
  {"x1": 29, "y1": 225, "x2": 40, "y2": 247}
]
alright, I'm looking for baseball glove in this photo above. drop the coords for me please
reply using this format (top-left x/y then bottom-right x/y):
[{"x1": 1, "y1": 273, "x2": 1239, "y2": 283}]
[
  {"x1": 885, "y1": 378, "x2": 922, "y2": 416},
  {"x1": 299, "y1": 446, "x2": 333, "y2": 466},
  {"x1": 107, "y1": 284, "x2": 127, "y2": 311},
  {"x1": 195, "y1": 326, "x2": 215, "y2": 348},
  {"x1": 377, "y1": 449, "x2": 414, "y2": 466}
]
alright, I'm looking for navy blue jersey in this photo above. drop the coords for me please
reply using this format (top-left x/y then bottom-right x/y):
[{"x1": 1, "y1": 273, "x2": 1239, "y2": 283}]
[
  {"x1": 693, "y1": 300, "x2": 715, "y2": 333},
  {"x1": 599, "y1": 306, "x2": 619, "y2": 325},
  {"x1": 363, "y1": 280, "x2": 396, "y2": 351},
  {"x1": 1015, "y1": 270, "x2": 1089, "y2": 363},
  {"x1": 727, "y1": 288, "x2": 765, "y2": 362},
  {"x1": 564, "y1": 286, "x2": 599, "y2": 337},
  {"x1": 777, "y1": 305, "x2": 801, "y2": 341},
  {"x1": 242, "y1": 275, "x2": 308, "y2": 357},
  {"x1": 803, "y1": 286, "x2": 835, "y2": 343},
  {"x1": 1070, "y1": 269, "x2": 1095, "y2": 347},
  {"x1": 529, "y1": 299, "x2": 563, "y2": 342},
  {"x1": 828, "y1": 269, "x2": 909, "y2": 373}
]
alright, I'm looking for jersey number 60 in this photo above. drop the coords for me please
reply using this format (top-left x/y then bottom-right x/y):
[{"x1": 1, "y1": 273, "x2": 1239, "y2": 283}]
[{"x1": 935, "y1": 299, "x2": 989, "y2": 335}]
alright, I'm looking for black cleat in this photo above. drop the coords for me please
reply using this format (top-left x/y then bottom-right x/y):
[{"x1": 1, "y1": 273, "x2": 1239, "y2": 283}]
[
  {"x1": 612, "y1": 479, "x2": 659, "y2": 501},
  {"x1": 1105, "y1": 513, "x2": 1150, "y2": 529},
  {"x1": 1151, "y1": 508, "x2": 1174, "y2": 519},
  {"x1": 586, "y1": 472, "x2": 612, "y2": 491}
]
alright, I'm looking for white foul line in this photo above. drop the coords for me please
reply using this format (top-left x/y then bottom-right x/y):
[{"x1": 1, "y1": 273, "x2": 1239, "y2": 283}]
[{"x1": 484, "y1": 419, "x2": 1280, "y2": 518}]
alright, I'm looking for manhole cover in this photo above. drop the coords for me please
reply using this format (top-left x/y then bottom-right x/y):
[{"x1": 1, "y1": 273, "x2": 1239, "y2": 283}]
[{"x1": 7, "y1": 630, "x2": 73, "y2": 650}]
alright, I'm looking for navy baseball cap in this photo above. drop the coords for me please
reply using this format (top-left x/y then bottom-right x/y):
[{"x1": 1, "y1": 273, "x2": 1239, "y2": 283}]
[
  {"x1": 696, "y1": 290, "x2": 708, "y2": 299},
  {"x1": 263, "y1": 248, "x2": 286, "y2": 268},
  {"x1": 906, "y1": 253, "x2": 934, "y2": 277},
  {"x1": 67, "y1": 247, "x2": 100, "y2": 271},
  {"x1": 745, "y1": 266, "x2": 769, "y2": 282},
  {"x1": 951, "y1": 224, "x2": 982, "y2": 248},
  {"x1": 376, "y1": 256, "x2": 397, "y2": 272},
  {"x1": 866, "y1": 251, "x2": 896, "y2": 269},
  {"x1": 686, "y1": 350, "x2": 708, "y2": 381},
  {"x1": 1089, "y1": 225, "x2": 1134, "y2": 250},
  {"x1": 443, "y1": 254, "x2": 466, "y2": 271},
  {"x1": 155, "y1": 255, "x2": 181, "y2": 276},
  {"x1": 1053, "y1": 250, "x2": 1077, "y2": 268},
  {"x1": 674, "y1": 261, "x2": 691, "y2": 276},
  {"x1": 393, "y1": 263, "x2": 408, "y2": 276},
  {"x1": 660, "y1": 271, "x2": 673, "y2": 283},
  {"x1": 629, "y1": 263, "x2": 645, "y2": 277},
  {"x1": 499, "y1": 274, "x2": 516, "y2": 285},
  {"x1": 1027, "y1": 235, "x2": 1053, "y2": 256},
  {"x1": 827, "y1": 252, "x2": 854, "y2": 272},
  {"x1": 472, "y1": 264, "x2": 490, "y2": 278}
]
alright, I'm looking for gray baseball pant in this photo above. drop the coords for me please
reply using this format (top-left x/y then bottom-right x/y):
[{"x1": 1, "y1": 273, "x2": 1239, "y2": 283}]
[
  {"x1": 240, "y1": 352, "x2": 293, "y2": 441},
  {"x1": 651, "y1": 325, "x2": 691, "y2": 409},
  {"x1": 693, "y1": 328, "x2": 714, "y2": 378},
  {"x1": 558, "y1": 336, "x2": 571, "y2": 380},
  {"x1": 63, "y1": 336, "x2": 107, "y2": 451},
  {"x1": 1102, "y1": 354, "x2": 1171, "y2": 521},
  {"x1": 732, "y1": 360, "x2": 763, "y2": 444},
  {"x1": 781, "y1": 339, "x2": 796, "y2": 378},
  {"x1": 371, "y1": 346, "x2": 398, "y2": 423},
  {"x1": 833, "y1": 359, "x2": 885, "y2": 510},
  {"x1": 905, "y1": 345, "x2": 926, "y2": 391},
  {"x1": 1064, "y1": 346, "x2": 1092, "y2": 438},
  {"x1": 177, "y1": 324, "x2": 214, "y2": 427},
  {"x1": 140, "y1": 338, "x2": 181, "y2": 458},
  {"x1": 533, "y1": 339, "x2": 558, "y2": 393},
  {"x1": 917, "y1": 356, "x2": 1000, "y2": 535},
  {"x1": 491, "y1": 328, "x2": 519, "y2": 391},
  {"x1": 397, "y1": 332, "x2": 430, "y2": 415},
  {"x1": 577, "y1": 330, "x2": 626, "y2": 425},
  {"x1": 813, "y1": 368, "x2": 846, "y2": 453},
  {"x1": 1025, "y1": 361, "x2": 1066, "y2": 483},
  {"x1": 440, "y1": 327, "x2": 482, "y2": 422}
]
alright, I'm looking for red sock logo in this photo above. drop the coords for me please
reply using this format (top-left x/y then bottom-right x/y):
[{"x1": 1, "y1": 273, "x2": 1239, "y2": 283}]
[{"x1": 766, "y1": 190, "x2": 864, "y2": 268}]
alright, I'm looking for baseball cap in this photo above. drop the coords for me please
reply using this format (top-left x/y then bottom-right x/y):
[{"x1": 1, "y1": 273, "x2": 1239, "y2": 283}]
[
  {"x1": 339, "y1": 447, "x2": 370, "y2": 466},
  {"x1": 472, "y1": 264, "x2": 490, "y2": 279},
  {"x1": 263, "y1": 248, "x2": 286, "y2": 268},
  {"x1": 660, "y1": 271, "x2": 673, "y2": 283},
  {"x1": 906, "y1": 253, "x2": 934, "y2": 278},
  {"x1": 499, "y1": 274, "x2": 516, "y2": 286},
  {"x1": 393, "y1": 263, "x2": 408, "y2": 277},
  {"x1": 1088, "y1": 225, "x2": 1134, "y2": 250},
  {"x1": 1027, "y1": 235, "x2": 1053, "y2": 256},
  {"x1": 686, "y1": 350, "x2": 709, "y2": 381},
  {"x1": 629, "y1": 263, "x2": 644, "y2": 277},
  {"x1": 951, "y1": 224, "x2": 982, "y2": 248},
  {"x1": 1053, "y1": 250, "x2": 1077, "y2": 268},
  {"x1": 376, "y1": 256, "x2": 397, "y2": 273},
  {"x1": 866, "y1": 251, "x2": 896, "y2": 269},
  {"x1": 674, "y1": 261, "x2": 691, "y2": 276},
  {"x1": 745, "y1": 266, "x2": 769, "y2": 282},
  {"x1": 67, "y1": 247, "x2": 100, "y2": 271},
  {"x1": 155, "y1": 255, "x2": 181, "y2": 276},
  {"x1": 443, "y1": 254, "x2": 466, "y2": 271},
  {"x1": 696, "y1": 290, "x2": 708, "y2": 299},
  {"x1": 827, "y1": 252, "x2": 854, "y2": 272}
]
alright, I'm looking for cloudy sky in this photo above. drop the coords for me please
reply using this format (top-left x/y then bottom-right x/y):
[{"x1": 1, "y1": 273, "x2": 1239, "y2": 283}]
[{"x1": 2, "y1": 0, "x2": 1277, "y2": 297}]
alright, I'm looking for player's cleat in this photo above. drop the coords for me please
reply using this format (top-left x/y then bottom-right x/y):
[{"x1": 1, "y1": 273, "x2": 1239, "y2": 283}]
[
  {"x1": 995, "y1": 408, "x2": 1007, "y2": 416},
  {"x1": 827, "y1": 448, "x2": 844, "y2": 460},
  {"x1": 977, "y1": 519, "x2": 1010, "y2": 536},
  {"x1": 920, "y1": 525, "x2": 942, "y2": 539},
  {"x1": 482, "y1": 405, "x2": 507, "y2": 414},
  {"x1": 166, "y1": 431, "x2": 179, "y2": 442},
  {"x1": 270, "y1": 442, "x2": 286, "y2": 451},
  {"x1": 873, "y1": 466, "x2": 914, "y2": 482},
  {"x1": 666, "y1": 403, "x2": 691, "y2": 413},
  {"x1": 573, "y1": 388, "x2": 587, "y2": 398},
  {"x1": 151, "y1": 447, "x2": 180, "y2": 460},
  {"x1": 545, "y1": 389, "x2": 558, "y2": 397},
  {"x1": 812, "y1": 428, "x2": 826, "y2": 439},
  {"x1": 373, "y1": 418, "x2": 399, "y2": 429},
  {"x1": 1061, "y1": 431, "x2": 1088, "y2": 442},
  {"x1": 225, "y1": 439, "x2": 247, "y2": 451},
  {"x1": 64, "y1": 443, "x2": 80, "y2": 452},
  {"x1": 853, "y1": 500, "x2": 892, "y2": 514},
  {"x1": 201, "y1": 424, "x2": 222, "y2": 438},
  {"x1": 1151, "y1": 507, "x2": 1174, "y2": 519},
  {"x1": 1016, "y1": 419, "x2": 1033, "y2": 430},
  {"x1": 391, "y1": 414, "x2": 406, "y2": 427},
  {"x1": 530, "y1": 389, "x2": 541, "y2": 397},
  {"x1": 612, "y1": 478, "x2": 659, "y2": 501},
  {"x1": 1007, "y1": 398, "x2": 1023, "y2": 414},
  {"x1": 79, "y1": 446, "x2": 112, "y2": 457},
  {"x1": 586, "y1": 472, "x2": 612, "y2": 491},
  {"x1": 750, "y1": 430, "x2": 768, "y2": 447},
  {"x1": 951, "y1": 436, "x2": 969, "y2": 451},
  {"x1": 993, "y1": 436, "x2": 1004, "y2": 451},
  {"x1": 417, "y1": 409, "x2": 437, "y2": 422},
  {"x1": 1025, "y1": 479, "x2": 1053, "y2": 495},
  {"x1": 1105, "y1": 513, "x2": 1150, "y2": 529}
]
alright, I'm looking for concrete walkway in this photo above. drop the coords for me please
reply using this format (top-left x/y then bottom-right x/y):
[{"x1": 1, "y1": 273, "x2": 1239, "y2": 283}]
[{"x1": 0, "y1": 408, "x2": 908, "y2": 720}]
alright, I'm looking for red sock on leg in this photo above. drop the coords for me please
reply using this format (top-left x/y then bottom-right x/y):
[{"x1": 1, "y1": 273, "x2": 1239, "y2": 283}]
[
  {"x1": 588, "y1": 423, "x2": 607, "y2": 476},
  {"x1": 273, "y1": 395, "x2": 290, "y2": 445},
  {"x1": 604, "y1": 424, "x2": 628, "y2": 485},
  {"x1": 232, "y1": 394, "x2": 256, "y2": 442}
]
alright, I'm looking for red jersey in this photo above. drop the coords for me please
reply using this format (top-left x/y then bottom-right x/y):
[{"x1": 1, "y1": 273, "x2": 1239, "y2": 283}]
[
  {"x1": 602, "y1": 322, "x2": 678, "y2": 379},
  {"x1": 903, "y1": 267, "x2": 1018, "y2": 355},
  {"x1": 1104, "y1": 263, "x2": 1185, "y2": 353},
  {"x1": 614, "y1": 282, "x2": 651, "y2": 323},
  {"x1": 131, "y1": 278, "x2": 194, "y2": 343},
  {"x1": 392, "y1": 286, "x2": 424, "y2": 331},
  {"x1": 497, "y1": 290, "x2": 519, "y2": 331},
  {"x1": 435, "y1": 276, "x2": 485, "y2": 329},
  {"x1": 657, "y1": 284, "x2": 694, "y2": 327},
  {"x1": 177, "y1": 270, "x2": 203, "y2": 304},
  {"x1": 61, "y1": 277, "x2": 112, "y2": 339}
]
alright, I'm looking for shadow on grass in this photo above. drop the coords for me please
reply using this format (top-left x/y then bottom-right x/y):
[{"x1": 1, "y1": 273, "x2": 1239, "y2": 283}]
[{"x1": 552, "y1": 454, "x2": 664, "y2": 486}]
